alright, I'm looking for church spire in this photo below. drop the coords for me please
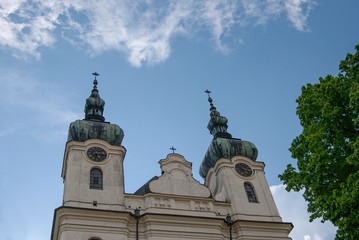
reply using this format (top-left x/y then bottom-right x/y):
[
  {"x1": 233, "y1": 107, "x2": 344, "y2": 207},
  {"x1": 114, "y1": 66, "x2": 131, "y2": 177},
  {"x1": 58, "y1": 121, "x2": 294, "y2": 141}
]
[
  {"x1": 67, "y1": 72, "x2": 124, "y2": 146},
  {"x1": 84, "y1": 72, "x2": 105, "y2": 122},
  {"x1": 200, "y1": 90, "x2": 258, "y2": 178},
  {"x1": 204, "y1": 90, "x2": 232, "y2": 139}
]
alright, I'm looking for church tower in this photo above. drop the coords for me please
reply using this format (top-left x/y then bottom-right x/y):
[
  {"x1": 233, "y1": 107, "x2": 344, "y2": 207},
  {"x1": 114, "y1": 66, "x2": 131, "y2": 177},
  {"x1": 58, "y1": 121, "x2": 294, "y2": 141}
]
[
  {"x1": 200, "y1": 90, "x2": 283, "y2": 223},
  {"x1": 52, "y1": 73, "x2": 128, "y2": 240},
  {"x1": 62, "y1": 73, "x2": 126, "y2": 210}
]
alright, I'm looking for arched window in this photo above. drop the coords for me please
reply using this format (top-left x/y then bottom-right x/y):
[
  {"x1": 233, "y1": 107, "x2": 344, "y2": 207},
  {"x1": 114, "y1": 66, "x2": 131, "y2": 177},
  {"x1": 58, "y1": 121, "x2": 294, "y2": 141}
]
[
  {"x1": 90, "y1": 168, "x2": 103, "y2": 189},
  {"x1": 89, "y1": 237, "x2": 102, "y2": 240},
  {"x1": 244, "y1": 182, "x2": 258, "y2": 203}
]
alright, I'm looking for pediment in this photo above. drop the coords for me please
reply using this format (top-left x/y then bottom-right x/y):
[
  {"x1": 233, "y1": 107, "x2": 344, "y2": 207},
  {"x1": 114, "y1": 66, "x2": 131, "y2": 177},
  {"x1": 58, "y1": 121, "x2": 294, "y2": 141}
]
[{"x1": 149, "y1": 154, "x2": 211, "y2": 198}]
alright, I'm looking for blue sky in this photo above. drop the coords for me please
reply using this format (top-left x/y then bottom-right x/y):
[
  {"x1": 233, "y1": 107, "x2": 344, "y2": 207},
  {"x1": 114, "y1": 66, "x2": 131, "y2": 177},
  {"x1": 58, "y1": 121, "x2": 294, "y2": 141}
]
[{"x1": 0, "y1": 1, "x2": 358, "y2": 239}]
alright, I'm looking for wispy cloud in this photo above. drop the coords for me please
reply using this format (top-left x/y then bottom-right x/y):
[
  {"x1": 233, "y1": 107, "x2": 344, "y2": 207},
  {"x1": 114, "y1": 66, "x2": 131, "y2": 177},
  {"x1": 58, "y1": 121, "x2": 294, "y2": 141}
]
[
  {"x1": 284, "y1": 0, "x2": 315, "y2": 31},
  {"x1": 0, "y1": 0, "x2": 57, "y2": 59},
  {"x1": 0, "y1": 0, "x2": 316, "y2": 66},
  {"x1": 0, "y1": 69, "x2": 81, "y2": 140},
  {"x1": 270, "y1": 184, "x2": 336, "y2": 240}
]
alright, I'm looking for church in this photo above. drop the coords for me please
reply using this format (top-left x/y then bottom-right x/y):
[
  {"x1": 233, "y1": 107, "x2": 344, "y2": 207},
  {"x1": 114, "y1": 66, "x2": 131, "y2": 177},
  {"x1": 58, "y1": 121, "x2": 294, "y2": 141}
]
[{"x1": 51, "y1": 73, "x2": 293, "y2": 240}]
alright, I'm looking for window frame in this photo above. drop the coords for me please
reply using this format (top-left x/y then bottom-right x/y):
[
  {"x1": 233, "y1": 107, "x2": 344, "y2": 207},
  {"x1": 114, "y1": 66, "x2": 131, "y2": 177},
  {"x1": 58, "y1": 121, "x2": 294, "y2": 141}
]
[
  {"x1": 244, "y1": 182, "x2": 258, "y2": 203},
  {"x1": 90, "y1": 168, "x2": 103, "y2": 190}
]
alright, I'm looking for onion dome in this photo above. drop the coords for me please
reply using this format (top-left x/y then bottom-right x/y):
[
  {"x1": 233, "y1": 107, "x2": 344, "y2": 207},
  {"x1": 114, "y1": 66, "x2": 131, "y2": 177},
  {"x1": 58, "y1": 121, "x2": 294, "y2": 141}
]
[{"x1": 199, "y1": 90, "x2": 258, "y2": 178}]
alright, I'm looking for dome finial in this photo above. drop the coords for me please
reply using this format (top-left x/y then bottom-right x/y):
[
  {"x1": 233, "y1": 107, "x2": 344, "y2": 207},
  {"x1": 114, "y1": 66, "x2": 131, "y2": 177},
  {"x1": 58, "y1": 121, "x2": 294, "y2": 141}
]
[
  {"x1": 204, "y1": 89, "x2": 220, "y2": 117},
  {"x1": 84, "y1": 72, "x2": 105, "y2": 122},
  {"x1": 92, "y1": 72, "x2": 99, "y2": 92},
  {"x1": 204, "y1": 89, "x2": 216, "y2": 112},
  {"x1": 204, "y1": 89, "x2": 231, "y2": 139}
]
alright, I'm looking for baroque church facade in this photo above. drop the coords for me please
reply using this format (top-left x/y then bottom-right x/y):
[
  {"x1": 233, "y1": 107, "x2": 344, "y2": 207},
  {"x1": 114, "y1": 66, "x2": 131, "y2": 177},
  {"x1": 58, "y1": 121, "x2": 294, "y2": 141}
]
[{"x1": 51, "y1": 74, "x2": 293, "y2": 240}]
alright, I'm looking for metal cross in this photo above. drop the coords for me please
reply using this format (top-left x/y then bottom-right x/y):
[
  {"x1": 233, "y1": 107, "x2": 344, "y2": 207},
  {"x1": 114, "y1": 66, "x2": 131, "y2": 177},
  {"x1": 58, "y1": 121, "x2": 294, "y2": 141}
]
[
  {"x1": 204, "y1": 89, "x2": 212, "y2": 97},
  {"x1": 92, "y1": 72, "x2": 100, "y2": 79},
  {"x1": 170, "y1": 146, "x2": 176, "y2": 153}
]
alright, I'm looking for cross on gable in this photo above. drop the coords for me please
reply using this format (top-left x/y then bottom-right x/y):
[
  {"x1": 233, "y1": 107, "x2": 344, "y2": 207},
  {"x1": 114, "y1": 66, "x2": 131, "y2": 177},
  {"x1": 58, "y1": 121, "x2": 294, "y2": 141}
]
[{"x1": 170, "y1": 146, "x2": 176, "y2": 153}]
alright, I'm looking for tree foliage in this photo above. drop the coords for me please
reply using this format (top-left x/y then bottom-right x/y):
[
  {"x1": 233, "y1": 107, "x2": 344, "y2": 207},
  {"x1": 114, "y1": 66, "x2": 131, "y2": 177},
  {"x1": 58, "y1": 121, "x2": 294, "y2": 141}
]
[{"x1": 279, "y1": 45, "x2": 359, "y2": 239}]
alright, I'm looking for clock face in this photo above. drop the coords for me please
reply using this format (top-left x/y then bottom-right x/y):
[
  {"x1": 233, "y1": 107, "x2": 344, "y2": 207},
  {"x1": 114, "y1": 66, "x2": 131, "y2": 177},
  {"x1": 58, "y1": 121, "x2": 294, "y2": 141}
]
[
  {"x1": 235, "y1": 163, "x2": 253, "y2": 177},
  {"x1": 87, "y1": 147, "x2": 107, "y2": 162}
]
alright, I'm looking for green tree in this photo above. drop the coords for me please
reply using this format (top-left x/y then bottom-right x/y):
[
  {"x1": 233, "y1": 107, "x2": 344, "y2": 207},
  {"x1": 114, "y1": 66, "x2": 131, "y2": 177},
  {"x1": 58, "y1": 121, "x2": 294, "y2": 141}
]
[{"x1": 279, "y1": 45, "x2": 359, "y2": 239}]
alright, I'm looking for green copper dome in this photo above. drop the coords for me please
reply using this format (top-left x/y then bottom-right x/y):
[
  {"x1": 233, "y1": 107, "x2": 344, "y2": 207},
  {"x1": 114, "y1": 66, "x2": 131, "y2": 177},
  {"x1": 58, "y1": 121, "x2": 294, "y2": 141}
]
[
  {"x1": 199, "y1": 90, "x2": 258, "y2": 178},
  {"x1": 67, "y1": 73, "x2": 124, "y2": 146}
]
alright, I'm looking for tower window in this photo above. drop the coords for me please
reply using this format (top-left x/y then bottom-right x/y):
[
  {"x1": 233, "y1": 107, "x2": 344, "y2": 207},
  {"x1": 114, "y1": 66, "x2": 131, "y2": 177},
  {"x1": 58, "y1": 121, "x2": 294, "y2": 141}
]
[
  {"x1": 90, "y1": 168, "x2": 103, "y2": 189},
  {"x1": 244, "y1": 182, "x2": 258, "y2": 203}
]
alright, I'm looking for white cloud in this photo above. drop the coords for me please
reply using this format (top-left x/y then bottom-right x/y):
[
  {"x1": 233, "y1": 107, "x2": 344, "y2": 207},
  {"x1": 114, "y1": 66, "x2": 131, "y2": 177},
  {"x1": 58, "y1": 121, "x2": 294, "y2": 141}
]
[
  {"x1": 0, "y1": 0, "x2": 316, "y2": 66},
  {"x1": 270, "y1": 184, "x2": 337, "y2": 240},
  {"x1": 197, "y1": 0, "x2": 237, "y2": 54},
  {"x1": 284, "y1": 0, "x2": 315, "y2": 32},
  {"x1": 0, "y1": 0, "x2": 57, "y2": 59},
  {"x1": 0, "y1": 69, "x2": 81, "y2": 140}
]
